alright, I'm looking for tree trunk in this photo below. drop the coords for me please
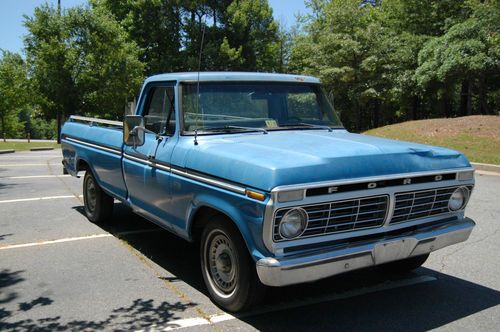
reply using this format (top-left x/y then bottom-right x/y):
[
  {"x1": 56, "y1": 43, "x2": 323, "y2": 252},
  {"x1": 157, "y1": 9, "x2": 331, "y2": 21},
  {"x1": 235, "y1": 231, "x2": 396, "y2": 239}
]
[
  {"x1": 459, "y1": 80, "x2": 468, "y2": 116},
  {"x1": 1, "y1": 114, "x2": 5, "y2": 142},
  {"x1": 411, "y1": 95, "x2": 419, "y2": 120},
  {"x1": 478, "y1": 76, "x2": 491, "y2": 115},
  {"x1": 357, "y1": 104, "x2": 363, "y2": 132},
  {"x1": 57, "y1": 110, "x2": 62, "y2": 144},
  {"x1": 467, "y1": 81, "x2": 472, "y2": 115},
  {"x1": 373, "y1": 99, "x2": 379, "y2": 128},
  {"x1": 442, "y1": 89, "x2": 453, "y2": 117}
]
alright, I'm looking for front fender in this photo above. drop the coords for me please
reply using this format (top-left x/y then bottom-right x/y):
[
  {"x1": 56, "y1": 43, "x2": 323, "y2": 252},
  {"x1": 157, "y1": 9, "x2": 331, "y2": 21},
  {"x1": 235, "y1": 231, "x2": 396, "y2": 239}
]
[{"x1": 187, "y1": 192, "x2": 270, "y2": 261}]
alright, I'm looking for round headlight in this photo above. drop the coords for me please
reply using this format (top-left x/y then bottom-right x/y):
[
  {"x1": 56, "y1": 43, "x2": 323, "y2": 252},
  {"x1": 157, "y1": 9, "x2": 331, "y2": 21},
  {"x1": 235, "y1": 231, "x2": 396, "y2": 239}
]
[
  {"x1": 279, "y1": 208, "x2": 307, "y2": 239},
  {"x1": 448, "y1": 187, "x2": 469, "y2": 211}
]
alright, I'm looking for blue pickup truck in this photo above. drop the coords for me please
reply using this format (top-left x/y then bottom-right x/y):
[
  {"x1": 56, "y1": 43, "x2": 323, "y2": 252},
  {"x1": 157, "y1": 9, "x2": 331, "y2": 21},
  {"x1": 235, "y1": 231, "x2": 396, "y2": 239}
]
[{"x1": 61, "y1": 72, "x2": 475, "y2": 312}]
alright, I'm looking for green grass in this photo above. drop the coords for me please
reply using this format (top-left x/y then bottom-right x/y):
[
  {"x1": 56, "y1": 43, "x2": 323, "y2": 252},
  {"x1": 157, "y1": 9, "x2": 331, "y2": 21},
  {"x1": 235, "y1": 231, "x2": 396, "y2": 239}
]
[
  {"x1": 364, "y1": 126, "x2": 500, "y2": 165},
  {"x1": 0, "y1": 141, "x2": 60, "y2": 151}
]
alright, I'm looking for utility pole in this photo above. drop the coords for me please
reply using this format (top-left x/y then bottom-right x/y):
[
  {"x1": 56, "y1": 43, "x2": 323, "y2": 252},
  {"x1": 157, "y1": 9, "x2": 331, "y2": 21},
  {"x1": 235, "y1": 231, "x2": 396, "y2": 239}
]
[{"x1": 56, "y1": 0, "x2": 62, "y2": 143}]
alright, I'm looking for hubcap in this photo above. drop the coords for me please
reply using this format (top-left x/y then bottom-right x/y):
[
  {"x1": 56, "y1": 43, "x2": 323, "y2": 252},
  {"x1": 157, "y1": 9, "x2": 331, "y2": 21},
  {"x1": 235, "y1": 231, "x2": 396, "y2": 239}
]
[
  {"x1": 207, "y1": 233, "x2": 237, "y2": 295},
  {"x1": 85, "y1": 177, "x2": 97, "y2": 213}
]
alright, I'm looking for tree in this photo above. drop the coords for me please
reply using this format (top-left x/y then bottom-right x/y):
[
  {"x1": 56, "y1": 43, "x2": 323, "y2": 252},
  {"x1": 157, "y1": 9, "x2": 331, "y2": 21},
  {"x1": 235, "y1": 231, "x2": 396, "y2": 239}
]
[
  {"x1": 95, "y1": 0, "x2": 184, "y2": 75},
  {"x1": 24, "y1": 3, "x2": 144, "y2": 137},
  {"x1": 289, "y1": 0, "x2": 388, "y2": 130},
  {"x1": 221, "y1": 0, "x2": 280, "y2": 71},
  {"x1": 415, "y1": 0, "x2": 500, "y2": 116},
  {"x1": 0, "y1": 51, "x2": 28, "y2": 141}
]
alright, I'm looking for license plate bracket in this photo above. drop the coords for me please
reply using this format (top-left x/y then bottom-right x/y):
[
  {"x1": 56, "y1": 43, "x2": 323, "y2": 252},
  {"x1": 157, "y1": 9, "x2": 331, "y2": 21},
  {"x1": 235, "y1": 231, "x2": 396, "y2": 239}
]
[{"x1": 373, "y1": 238, "x2": 418, "y2": 264}]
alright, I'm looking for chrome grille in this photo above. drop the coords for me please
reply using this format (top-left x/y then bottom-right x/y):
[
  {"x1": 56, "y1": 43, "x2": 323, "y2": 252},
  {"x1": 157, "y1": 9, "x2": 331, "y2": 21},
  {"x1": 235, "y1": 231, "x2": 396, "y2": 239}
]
[
  {"x1": 391, "y1": 186, "x2": 473, "y2": 224},
  {"x1": 273, "y1": 195, "x2": 388, "y2": 241}
]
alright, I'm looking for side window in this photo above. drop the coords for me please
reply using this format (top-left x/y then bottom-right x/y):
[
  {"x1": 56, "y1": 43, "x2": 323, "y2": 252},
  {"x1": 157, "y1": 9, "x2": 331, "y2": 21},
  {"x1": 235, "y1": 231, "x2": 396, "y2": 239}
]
[{"x1": 144, "y1": 86, "x2": 175, "y2": 135}]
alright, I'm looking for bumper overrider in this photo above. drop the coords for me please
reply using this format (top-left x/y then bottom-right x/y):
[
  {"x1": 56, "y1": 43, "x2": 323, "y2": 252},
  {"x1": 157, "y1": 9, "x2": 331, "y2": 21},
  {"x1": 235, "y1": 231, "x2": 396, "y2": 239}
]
[{"x1": 256, "y1": 217, "x2": 475, "y2": 287}]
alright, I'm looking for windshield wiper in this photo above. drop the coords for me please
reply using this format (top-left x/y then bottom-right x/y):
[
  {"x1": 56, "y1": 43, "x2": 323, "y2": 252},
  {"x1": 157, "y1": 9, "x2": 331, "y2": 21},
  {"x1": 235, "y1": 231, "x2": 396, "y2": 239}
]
[
  {"x1": 197, "y1": 125, "x2": 268, "y2": 134},
  {"x1": 279, "y1": 123, "x2": 333, "y2": 132}
]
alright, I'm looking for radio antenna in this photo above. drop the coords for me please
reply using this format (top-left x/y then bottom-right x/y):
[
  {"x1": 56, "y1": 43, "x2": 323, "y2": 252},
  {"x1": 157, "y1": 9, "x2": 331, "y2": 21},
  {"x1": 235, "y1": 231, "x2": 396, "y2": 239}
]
[{"x1": 194, "y1": 16, "x2": 206, "y2": 146}]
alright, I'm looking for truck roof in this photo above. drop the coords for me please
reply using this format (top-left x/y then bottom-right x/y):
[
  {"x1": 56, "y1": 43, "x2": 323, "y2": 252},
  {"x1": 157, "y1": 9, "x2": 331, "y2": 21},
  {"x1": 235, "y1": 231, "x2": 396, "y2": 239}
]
[{"x1": 145, "y1": 72, "x2": 321, "y2": 84}]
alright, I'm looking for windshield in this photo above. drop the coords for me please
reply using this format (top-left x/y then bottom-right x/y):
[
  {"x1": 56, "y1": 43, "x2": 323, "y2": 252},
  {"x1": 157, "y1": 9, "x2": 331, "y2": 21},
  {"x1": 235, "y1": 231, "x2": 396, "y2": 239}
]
[{"x1": 181, "y1": 82, "x2": 343, "y2": 134}]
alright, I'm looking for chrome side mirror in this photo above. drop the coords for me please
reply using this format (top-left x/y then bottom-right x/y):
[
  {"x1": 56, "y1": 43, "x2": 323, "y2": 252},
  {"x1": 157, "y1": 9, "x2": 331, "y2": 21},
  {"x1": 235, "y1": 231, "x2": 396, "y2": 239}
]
[{"x1": 123, "y1": 115, "x2": 145, "y2": 147}]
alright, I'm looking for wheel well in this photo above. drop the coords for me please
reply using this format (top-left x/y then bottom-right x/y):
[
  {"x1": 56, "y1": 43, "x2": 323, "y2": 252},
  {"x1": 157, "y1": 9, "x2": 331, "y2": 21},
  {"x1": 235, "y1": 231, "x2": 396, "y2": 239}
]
[
  {"x1": 77, "y1": 159, "x2": 90, "y2": 175},
  {"x1": 190, "y1": 206, "x2": 233, "y2": 243}
]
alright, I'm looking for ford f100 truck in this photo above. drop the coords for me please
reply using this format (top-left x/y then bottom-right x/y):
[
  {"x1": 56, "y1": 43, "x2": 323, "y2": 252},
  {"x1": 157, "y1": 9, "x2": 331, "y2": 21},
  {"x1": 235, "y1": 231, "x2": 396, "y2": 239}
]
[{"x1": 61, "y1": 72, "x2": 475, "y2": 312}]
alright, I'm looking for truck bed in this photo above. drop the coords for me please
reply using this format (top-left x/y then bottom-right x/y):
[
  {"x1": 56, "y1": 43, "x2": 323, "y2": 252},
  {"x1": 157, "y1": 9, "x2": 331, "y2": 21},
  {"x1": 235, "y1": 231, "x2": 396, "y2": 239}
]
[{"x1": 61, "y1": 116, "x2": 127, "y2": 200}]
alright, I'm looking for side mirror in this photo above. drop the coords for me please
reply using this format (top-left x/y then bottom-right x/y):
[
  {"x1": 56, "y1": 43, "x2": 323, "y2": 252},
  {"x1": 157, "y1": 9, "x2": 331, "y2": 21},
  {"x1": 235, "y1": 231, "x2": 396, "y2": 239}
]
[{"x1": 123, "y1": 115, "x2": 145, "y2": 147}]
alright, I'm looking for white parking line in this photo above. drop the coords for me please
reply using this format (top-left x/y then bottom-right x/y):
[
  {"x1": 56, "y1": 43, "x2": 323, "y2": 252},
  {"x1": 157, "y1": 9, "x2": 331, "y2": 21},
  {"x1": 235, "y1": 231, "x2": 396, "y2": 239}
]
[
  {"x1": 0, "y1": 195, "x2": 82, "y2": 204},
  {"x1": 3, "y1": 175, "x2": 72, "y2": 179},
  {"x1": 0, "y1": 229, "x2": 162, "y2": 251},
  {"x1": 0, "y1": 233, "x2": 112, "y2": 250},
  {"x1": 0, "y1": 163, "x2": 59, "y2": 167},
  {"x1": 139, "y1": 275, "x2": 437, "y2": 331}
]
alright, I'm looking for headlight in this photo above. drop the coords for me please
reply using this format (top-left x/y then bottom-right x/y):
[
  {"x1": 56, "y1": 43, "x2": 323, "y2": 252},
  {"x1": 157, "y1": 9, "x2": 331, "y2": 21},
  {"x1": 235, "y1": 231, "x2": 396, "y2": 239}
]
[
  {"x1": 448, "y1": 187, "x2": 469, "y2": 211},
  {"x1": 279, "y1": 208, "x2": 307, "y2": 239}
]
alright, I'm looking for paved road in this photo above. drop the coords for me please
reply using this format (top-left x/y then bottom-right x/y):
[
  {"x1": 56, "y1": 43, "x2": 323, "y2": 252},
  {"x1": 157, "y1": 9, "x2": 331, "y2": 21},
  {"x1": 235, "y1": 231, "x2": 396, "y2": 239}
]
[{"x1": 1, "y1": 150, "x2": 499, "y2": 331}]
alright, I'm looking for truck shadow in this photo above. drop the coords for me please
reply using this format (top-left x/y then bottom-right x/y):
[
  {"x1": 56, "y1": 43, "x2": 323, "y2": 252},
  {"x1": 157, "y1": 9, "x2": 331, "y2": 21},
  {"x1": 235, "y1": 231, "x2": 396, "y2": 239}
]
[{"x1": 73, "y1": 202, "x2": 500, "y2": 331}]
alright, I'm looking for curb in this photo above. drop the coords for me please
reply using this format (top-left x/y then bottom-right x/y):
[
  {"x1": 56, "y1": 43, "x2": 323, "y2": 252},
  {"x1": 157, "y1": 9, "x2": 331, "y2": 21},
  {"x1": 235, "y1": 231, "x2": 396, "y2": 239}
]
[
  {"x1": 30, "y1": 147, "x2": 55, "y2": 151},
  {"x1": 0, "y1": 149, "x2": 15, "y2": 154},
  {"x1": 471, "y1": 162, "x2": 500, "y2": 173}
]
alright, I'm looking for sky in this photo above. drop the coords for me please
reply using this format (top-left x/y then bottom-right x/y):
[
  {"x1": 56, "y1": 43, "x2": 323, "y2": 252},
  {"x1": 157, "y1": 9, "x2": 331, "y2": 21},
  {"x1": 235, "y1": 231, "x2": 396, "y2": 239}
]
[{"x1": 0, "y1": 0, "x2": 310, "y2": 55}]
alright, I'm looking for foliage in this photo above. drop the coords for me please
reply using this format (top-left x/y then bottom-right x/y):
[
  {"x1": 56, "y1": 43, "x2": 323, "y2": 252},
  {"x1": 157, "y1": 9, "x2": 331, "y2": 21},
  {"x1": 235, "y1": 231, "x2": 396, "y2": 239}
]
[
  {"x1": 1, "y1": 0, "x2": 497, "y2": 140},
  {"x1": 96, "y1": 0, "x2": 280, "y2": 74},
  {"x1": 0, "y1": 51, "x2": 28, "y2": 139},
  {"x1": 24, "y1": 4, "x2": 144, "y2": 121},
  {"x1": 289, "y1": 0, "x2": 500, "y2": 131}
]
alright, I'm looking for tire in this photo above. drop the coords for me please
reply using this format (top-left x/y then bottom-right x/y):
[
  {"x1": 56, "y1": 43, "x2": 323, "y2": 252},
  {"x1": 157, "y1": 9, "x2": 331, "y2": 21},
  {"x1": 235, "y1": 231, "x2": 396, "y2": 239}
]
[
  {"x1": 380, "y1": 254, "x2": 430, "y2": 274},
  {"x1": 200, "y1": 217, "x2": 265, "y2": 312},
  {"x1": 83, "y1": 171, "x2": 114, "y2": 223}
]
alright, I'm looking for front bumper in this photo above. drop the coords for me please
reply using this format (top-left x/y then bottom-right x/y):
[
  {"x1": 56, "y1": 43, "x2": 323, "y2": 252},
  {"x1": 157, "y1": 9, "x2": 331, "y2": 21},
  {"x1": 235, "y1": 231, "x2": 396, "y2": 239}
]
[{"x1": 256, "y1": 217, "x2": 475, "y2": 287}]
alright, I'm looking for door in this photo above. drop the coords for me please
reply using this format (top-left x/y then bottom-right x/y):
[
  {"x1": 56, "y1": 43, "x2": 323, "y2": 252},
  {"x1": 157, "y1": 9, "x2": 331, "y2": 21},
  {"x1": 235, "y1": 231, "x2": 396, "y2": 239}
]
[{"x1": 123, "y1": 83, "x2": 177, "y2": 220}]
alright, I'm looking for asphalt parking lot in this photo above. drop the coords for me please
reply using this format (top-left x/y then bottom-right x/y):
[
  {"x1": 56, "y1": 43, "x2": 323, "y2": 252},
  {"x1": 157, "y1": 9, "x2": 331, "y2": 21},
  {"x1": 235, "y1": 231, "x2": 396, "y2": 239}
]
[{"x1": 1, "y1": 150, "x2": 499, "y2": 331}]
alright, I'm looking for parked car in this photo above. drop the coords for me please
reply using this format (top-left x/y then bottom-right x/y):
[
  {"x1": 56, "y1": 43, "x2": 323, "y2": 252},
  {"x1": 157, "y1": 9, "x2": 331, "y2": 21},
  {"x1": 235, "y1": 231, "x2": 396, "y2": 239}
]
[{"x1": 61, "y1": 72, "x2": 475, "y2": 312}]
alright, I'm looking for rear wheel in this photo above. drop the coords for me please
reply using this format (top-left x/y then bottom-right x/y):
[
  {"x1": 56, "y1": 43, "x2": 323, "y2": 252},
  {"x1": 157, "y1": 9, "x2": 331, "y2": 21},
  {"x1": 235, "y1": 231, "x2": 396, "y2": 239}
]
[
  {"x1": 200, "y1": 217, "x2": 265, "y2": 312},
  {"x1": 380, "y1": 254, "x2": 429, "y2": 274},
  {"x1": 83, "y1": 171, "x2": 113, "y2": 223}
]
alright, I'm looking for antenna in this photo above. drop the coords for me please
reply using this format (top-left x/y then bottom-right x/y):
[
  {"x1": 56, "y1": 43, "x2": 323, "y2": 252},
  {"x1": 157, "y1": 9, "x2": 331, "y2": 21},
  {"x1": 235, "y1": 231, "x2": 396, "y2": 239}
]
[{"x1": 194, "y1": 16, "x2": 206, "y2": 146}]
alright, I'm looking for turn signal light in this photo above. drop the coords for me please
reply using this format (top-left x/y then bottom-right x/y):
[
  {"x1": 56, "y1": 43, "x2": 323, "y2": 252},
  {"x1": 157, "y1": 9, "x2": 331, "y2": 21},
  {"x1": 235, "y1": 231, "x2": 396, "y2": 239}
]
[{"x1": 246, "y1": 190, "x2": 266, "y2": 201}]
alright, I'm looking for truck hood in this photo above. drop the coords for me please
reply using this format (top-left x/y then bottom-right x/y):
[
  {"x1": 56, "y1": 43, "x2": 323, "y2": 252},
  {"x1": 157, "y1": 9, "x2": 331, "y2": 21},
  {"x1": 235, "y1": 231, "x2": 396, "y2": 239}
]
[{"x1": 183, "y1": 130, "x2": 470, "y2": 191}]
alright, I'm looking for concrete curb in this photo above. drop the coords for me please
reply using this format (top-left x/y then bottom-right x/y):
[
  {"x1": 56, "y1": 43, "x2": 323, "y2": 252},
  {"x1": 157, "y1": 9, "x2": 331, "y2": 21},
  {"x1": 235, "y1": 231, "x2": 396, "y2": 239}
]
[
  {"x1": 30, "y1": 147, "x2": 55, "y2": 151},
  {"x1": 471, "y1": 162, "x2": 500, "y2": 173},
  {"x1": 0, "y1": 149, "x2": 15, "y2": 154}
]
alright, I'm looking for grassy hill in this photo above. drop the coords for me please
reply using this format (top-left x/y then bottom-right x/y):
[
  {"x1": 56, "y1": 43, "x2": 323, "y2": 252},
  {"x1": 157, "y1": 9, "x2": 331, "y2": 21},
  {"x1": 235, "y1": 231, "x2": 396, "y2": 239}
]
[{"x1": 364, "y1": 115, "x2": 500, "y2": 165}]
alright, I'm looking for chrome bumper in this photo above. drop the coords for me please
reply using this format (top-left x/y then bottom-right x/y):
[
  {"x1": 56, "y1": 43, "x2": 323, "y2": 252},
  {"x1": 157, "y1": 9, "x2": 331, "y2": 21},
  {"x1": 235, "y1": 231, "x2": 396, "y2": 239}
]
[{"x1": 256, "y1": 217, "x2": 475, "y2": 287}]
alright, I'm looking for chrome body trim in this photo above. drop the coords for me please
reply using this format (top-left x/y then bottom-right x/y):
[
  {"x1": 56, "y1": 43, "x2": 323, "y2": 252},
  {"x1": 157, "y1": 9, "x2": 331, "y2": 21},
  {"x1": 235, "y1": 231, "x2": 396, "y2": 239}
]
[
  {"x1": 263, "y1": 168, "x2": 475, "y2": 253},
  {"x1": 69, "y1": 115, "x2": 123, "y2": 127},
  {"x1": 171, "y1": 167, "x2": 247, "y2": 195},
  {"x1": 122, "y1": 153, "x2": 247, "y2": 195},
  {"x1": 64, "y1": 137, "x2": 122, "y2": 156},
  {"x1": 271, "y1": 168, "x2": 473, "y2": 192},
  {"x1": 257, "y1": 217, "x2": 475, "y2": 287}
]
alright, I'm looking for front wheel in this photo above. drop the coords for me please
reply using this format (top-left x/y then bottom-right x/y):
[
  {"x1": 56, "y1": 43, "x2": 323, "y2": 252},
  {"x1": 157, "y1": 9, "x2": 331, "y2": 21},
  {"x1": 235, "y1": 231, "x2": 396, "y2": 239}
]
[
  {"x1": 200, "y1": 218, "x2": 265, "y2": 312},
  {"x1": 83, "y1": 171, "x2": 114, "y2": 223}
]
